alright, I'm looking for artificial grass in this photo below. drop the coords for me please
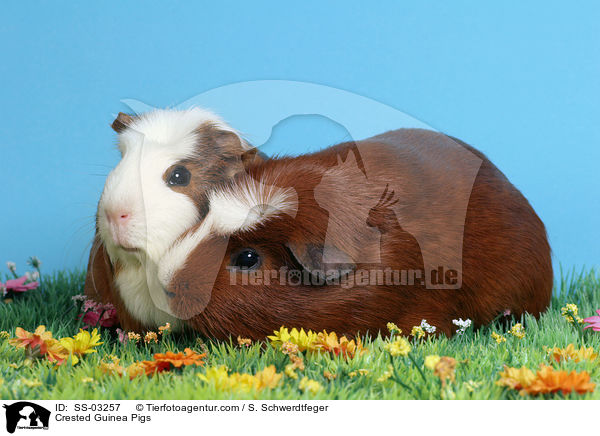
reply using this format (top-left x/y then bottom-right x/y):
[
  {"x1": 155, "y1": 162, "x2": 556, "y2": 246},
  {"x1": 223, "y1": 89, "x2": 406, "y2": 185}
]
[{"x1": 1, "y1": 268, "x2": 599, "y2": 400}]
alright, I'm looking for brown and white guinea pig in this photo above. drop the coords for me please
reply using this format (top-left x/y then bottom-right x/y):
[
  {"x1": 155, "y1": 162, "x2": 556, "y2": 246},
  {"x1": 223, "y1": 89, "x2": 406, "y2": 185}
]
[
  {"x1": 84, "y1": 108, "x2": 261, "y2": 332},
  {"x1": 148, "y1": 129, "x2": 553, "y2": 340}
]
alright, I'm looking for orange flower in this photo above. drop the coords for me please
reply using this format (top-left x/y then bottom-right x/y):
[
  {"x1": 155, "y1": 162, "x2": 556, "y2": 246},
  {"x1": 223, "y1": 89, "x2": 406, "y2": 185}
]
[
  {"x1": 433, "y1": 356, "x2": 457, "y2": 388},
  {"x1": 313, "y1": 331, "x2": 365, "y2": 359},
  {"x1": 126, "y1": 362, "x2": 147, "y2": 379},
  {"x1": 144, "y1": 332, "x2": 158, "y2": 344},
  {"x1": 142, "y1": 348, "x2": 206, "y2": 376},
  {"x1": 100, "y1": 358, "x2": 126, "y2": 377},
  {"x1": 523, "y1": 365, "x2": 595, "y2": 396},
  {"x1": 237, "y1": 336, "x2": 252, "y2": 347},
  {"x1": 547, "y1": 344, "x2": 598, "y2": 363},
  {"x1": 100, "y1": 357, "x2": 147, "y2": 379},
  {"x1": 9, "y1": 326, "x2": 55, "y2": 357},
  {"x1": 45, "y1": 339, "x2": 69, "y2": 365}
]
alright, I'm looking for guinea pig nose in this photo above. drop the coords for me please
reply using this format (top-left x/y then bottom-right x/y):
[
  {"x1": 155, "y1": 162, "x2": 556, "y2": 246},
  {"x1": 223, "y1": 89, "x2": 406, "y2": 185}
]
[{"x1": 106, "y1": 209, "x2": 132, "y2": 225}]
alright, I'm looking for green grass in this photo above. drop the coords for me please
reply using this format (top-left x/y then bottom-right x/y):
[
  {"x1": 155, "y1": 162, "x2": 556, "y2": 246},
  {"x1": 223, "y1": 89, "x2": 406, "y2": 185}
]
[{"x1": 1, "y1": 268, "x2": 600, "y2": 400}]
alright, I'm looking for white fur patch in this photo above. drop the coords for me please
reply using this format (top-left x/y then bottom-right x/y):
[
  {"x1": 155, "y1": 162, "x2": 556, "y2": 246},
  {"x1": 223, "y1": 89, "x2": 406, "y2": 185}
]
[{"x1": 98, "y1": 107, "x2": 245, "y2": 328}]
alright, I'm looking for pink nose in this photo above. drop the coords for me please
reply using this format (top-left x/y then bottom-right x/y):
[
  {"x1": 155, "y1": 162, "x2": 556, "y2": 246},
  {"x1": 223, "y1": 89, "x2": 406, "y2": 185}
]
[{"x1": 106, "y1": 210, "x2": 131, "y2": 225}]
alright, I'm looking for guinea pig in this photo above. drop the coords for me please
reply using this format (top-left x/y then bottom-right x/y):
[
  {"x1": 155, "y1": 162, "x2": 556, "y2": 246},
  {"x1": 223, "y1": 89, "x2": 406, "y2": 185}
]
[
  {"x1": 154, "y1": 128, "x2": 553, "y2": 339},
  {"x1": 84, "y1": 108, "x2": 261, "y2": 331}
]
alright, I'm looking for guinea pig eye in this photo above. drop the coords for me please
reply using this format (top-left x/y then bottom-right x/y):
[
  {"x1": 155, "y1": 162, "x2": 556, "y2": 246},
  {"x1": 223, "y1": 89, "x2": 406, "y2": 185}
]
[
  {"x1": 167, "y1": 166, "x2": 191, "y2": 186},
  {"x1": 232, "y1": 248, "x2": 261, "y2": 270}
]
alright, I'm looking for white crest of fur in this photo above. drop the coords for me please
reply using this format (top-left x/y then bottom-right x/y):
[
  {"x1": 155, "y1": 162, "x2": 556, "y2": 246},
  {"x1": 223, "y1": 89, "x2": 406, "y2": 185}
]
[
  {"x1": 158, "y1": 178, "x2": 298, "y2": 290},
  {"x1": 209, "y1": 176, "x2": 298, "y2": 234},
  {"x1": 99, "y1": 107, "x2": 244, "y2": 327}
]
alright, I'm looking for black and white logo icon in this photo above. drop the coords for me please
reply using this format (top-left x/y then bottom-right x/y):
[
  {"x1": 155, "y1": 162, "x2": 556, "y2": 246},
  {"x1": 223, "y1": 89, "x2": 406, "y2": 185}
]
[{"x1": 3, "y1": 402, "x2": 50, "y2": 433}]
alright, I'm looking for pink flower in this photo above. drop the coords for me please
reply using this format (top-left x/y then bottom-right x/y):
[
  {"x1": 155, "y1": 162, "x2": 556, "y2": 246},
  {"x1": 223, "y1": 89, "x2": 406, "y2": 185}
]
[
  {"x1": 583, "y1": 309, "x2": 600, "y2": 332},
  {"x1": 78, "y1": 300, "x2": 119, "y2": 328},
  {"x1": 116, "y1": 328, "x2": 128, "y2": 344},
  {"x1": 1, "y1": 276, "x2": 39, "y2": 293}
]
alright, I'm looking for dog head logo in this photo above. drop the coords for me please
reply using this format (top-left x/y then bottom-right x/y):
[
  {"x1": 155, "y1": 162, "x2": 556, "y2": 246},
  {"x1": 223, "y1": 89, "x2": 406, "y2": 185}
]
[{"x1": 3, "y1": 402, "x2": 50, "y2": 433}]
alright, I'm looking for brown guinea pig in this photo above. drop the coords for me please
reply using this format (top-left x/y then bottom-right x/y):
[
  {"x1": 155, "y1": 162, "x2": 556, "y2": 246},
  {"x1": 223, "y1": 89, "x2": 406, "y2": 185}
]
[{"x1": 153, "y1": 128, "x2": 553, "y2": 340}]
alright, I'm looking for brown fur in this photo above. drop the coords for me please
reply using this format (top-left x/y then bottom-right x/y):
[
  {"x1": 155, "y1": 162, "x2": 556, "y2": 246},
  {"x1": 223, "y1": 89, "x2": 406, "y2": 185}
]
[
  {"x1": 167, "y1": 129, "x2": 553, "y2": 339},
  {"x1": 87, "y1": 127, "x2": 553, "y2": 339}
]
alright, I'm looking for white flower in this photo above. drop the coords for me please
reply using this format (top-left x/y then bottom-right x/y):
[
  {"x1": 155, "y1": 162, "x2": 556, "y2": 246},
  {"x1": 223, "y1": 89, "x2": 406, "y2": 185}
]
[
  {"x1": 24, "y1": 272, "x2": 32, "y2": 281},
  {"x1": 6, "y1": 262, "x2": 16, "y2": 272},
  {"x1": 27, "y1": 256, "x2": 42, "y2": 269},
  {"x1": 452, "y1": 318, "x2": 472, "y2": 335},
  {"x1": 420, "y1": 319, "x2": 437, "y2": 334},
  {"x1": 30, "y1": 271, "x2": 40, "y2": 281}
]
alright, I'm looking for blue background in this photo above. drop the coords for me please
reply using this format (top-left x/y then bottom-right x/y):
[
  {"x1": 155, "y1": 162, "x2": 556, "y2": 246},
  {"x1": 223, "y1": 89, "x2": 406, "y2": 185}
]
[{"x1": 1, "y1": 1, "x2": 598, "y2": 275}]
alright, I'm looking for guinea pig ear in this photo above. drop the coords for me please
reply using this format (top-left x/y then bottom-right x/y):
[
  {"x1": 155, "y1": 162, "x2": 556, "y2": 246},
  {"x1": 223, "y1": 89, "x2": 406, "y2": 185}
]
[
  {"x1": 240, "y1": 147, "x2": 265, "y2": 168},
  {"x1": 111, "y1": 112, "x2": 134, "y2": 133},
  {"x1": 286, "y1": 241, "x2": 356, "y2": 283}
]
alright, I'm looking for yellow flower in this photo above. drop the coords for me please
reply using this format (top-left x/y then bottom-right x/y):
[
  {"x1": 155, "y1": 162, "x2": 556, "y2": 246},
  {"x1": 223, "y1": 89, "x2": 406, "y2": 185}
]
[
  {"x1": 253, "y1": 366, "x2": 283, "y2": 390},
  {"x1": 547, "y1": 344, "x2": 598, "y2": 363},
  {"x1": 509, "y1": 323, "x2": 526, "y2": 339},
  {"x1": 99, "y1": 356, "x2": 127, "y2": 377},
  {"x1": 59, "y1": 328, "x2": 103, "y2": 365},
  {"x1": 0, "y1": 331, "x2": 9, "y2": 340},
  {"x1": 491, "y1": 332, "x2": 506, "y2": 344},
  {"x1": 144, "y1": 332, "x2": 158, "y2": 344},
  {"x1": 285, "y1": 364, "x2": 298, "y2": 379},
  {"x1": 198, "y1": 366, "x2": 282, "y2": 393},
  {"x1": 349, "y1": 369, "x2": 369, "y2": 377},
  {"x1": 561, "y1": 303, "x2": 584, "y2": 324},
  {"x1": 299, "y1": 377, "x2": 322, "y2": 395},
  {"x1": 424, "y1": 354, "x2": 441, "y2": 370},
  {"x1": 497, "y1": 366, "x2": 536, "y2": 390},
  {"x1": 20, "y1": 378, "x2": 42, "y2": 388},
  {"x1": 463, "y1": 380, "x2": 483, "y2": 393},
  {"x1": 198, "y1": 366, "x2": 232, "y2": 390},
  {"x1": 158, "y1": 323, "x2": 171, "y2": 335},
  {"x1": 411, "y1": 326, "x2": 425, "y2": 340},
  {"x1": 268, "y1": 327, "x2": 318, "y2": 352},
  {"x1": 376, "y1": 365, "x2": 394, "y2": 382},
  {"x1": 387, "y1": 322, "x2": 401, "y2": 334},
  {"x1": 81, "y1": 377, "x2": 95, "y2": 384},
  {"x1": 100, "y1": 360, "x2": 124, "y2": 376},
  {"x1": 384, "y1": 337, "x2": 411, "y2": 357}
]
